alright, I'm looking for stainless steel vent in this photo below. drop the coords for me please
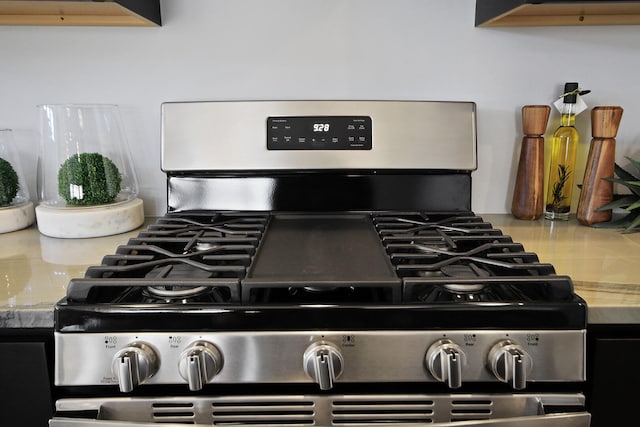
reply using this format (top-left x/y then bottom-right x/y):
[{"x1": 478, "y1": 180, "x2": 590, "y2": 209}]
[
  {"x1": 332, "y1": 397, "x2": 435, "y2": 424},
  {"x1": 450, "y1": 399, "x2": 493, "y2": 422},
  {"x1": 212, "y1": 398, "x2": 315, "y2": 425},
  {"x1": 152, "y1": 402, "x2": 196, "y2": 424},
  {"x1": 52, "y1": 393, "x2": 587, "y2": 425}
]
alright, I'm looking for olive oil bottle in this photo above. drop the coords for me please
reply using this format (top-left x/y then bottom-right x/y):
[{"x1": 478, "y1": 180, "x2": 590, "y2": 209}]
[{"x1": 544, "y1": 83, "x2": 583, "y2": 221}]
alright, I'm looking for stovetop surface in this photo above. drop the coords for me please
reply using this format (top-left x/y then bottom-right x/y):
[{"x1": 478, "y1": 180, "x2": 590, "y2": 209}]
[
  {"x1": 58, "y1": 211, "x2": 580, "y2": 305},
  {"x1": 54, "y1": 210, "x2": 587, "y2": 332}
]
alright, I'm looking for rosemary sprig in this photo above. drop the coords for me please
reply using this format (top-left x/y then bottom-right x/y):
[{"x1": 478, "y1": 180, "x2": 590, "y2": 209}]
[{"x1": 551, "y1": 164, "x2": 571, "y2": 209}]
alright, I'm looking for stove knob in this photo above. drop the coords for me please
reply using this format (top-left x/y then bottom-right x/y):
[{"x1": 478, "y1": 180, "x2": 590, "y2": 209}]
[
  {"x1": 303, "y1": 342, "x2": 344, "y2": 390},
  {"x1": 178, "y1": 341, "x2": 223, "y2": 391},
  {"x1": 487, "y1": 340, "x2": 533, "y2": 390},
  {"x1": 426, "y1": 339, "x2": 466, "y2": 389},
  {"x1": 112, "y1": 342, "x2": 159, "y2": 393}
]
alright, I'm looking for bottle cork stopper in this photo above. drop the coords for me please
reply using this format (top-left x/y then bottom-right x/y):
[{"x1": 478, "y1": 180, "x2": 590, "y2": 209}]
[
  {"x1": 522, "y1": 105, "x2": 551, "y2": 136},
  {"x1": 591, "y1": 106, "x2": 623, "y2": 138}
]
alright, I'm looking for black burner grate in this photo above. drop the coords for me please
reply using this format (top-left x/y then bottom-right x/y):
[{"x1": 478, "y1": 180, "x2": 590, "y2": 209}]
[
  {"x1": 64, "y1": 212, "x2": 269, "y2": 304},
  {"x1": 63, "y1": 211, "x2": 575, "y2": 306},
  {"x1": 371, "y1": 212, "x2": 574, "y2": 303}
]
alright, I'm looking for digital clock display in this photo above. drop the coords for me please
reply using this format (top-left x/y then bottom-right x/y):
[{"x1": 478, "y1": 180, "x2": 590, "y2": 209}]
[{"x1": 267, "y1": 116, "x2": 372, "y2": 150}]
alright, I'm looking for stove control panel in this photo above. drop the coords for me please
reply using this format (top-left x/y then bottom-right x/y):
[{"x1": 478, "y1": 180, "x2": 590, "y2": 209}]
[
  {"x1": 267, "y1": 116, "x2": 372, "y2": 150},
  {"x1": 55, "y1": 330, "x2": 585, "y2": 390}
]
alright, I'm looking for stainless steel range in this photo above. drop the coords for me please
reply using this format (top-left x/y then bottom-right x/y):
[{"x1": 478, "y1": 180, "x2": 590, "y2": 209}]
[{"x1": 50, "y1": 101, "x2": 590, "y2": 426}]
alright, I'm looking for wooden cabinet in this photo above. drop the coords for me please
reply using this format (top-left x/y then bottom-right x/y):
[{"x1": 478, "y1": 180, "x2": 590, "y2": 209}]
[
  {"x1": 0, "y1": 0, "x2": 161, "y2": 26},
  {"x1": 476, "y1": 0, "x2": 640, "y2": 27}
]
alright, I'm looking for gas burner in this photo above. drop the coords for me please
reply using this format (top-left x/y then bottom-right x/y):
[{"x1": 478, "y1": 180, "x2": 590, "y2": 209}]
[
  {"x1": 442, "y1": 263, "x2": 490, "y2": 277},
  {"x1": 408, "y1": 258, "x2": 514, "y2": 278},
  {"x1": 411, "y1": 282, "x2": 497, "y2": 303},
  {"x1": 194, "y1": 241, "x2": 217, "y2": 252},
  {"x1": 442, "y1": 283, "x2": 486, "y2": 293},
  {"x1": 143, "y1": 262, "x2": 216, "y2": 280},
  {"x1": 412, "y1": 270, "x2": 488, "y2": 295},
  {"x1": 414, "y1": 264, "x2": 479, "y2": 277},
  {"x1": 143, "y1": 285, "x2": 210, "y2": 302},
  {"x1": 300, "y1": 286, "x2": 344, "y2": 293}
]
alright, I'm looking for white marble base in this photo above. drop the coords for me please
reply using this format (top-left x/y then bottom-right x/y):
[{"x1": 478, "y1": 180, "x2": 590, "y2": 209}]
[
  {"x1": 0, "y1": 201, "x2": 35, "y2": 234},
  {"x1": 35, "y1": 198, "x2": 144, "y2": 238}
]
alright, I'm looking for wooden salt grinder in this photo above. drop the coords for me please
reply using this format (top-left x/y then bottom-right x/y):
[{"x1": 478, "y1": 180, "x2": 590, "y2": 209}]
[
  {"x1": 577, "y1": 106, "x2": 623, "y2": 225},
  {"x1": 511, "y1": 105, "x2": 551, "y2": 220}
]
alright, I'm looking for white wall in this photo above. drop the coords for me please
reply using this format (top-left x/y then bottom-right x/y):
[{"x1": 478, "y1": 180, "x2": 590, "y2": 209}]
[{"x1": 1, "y1": 0, "x2": 639, "y2": 216}]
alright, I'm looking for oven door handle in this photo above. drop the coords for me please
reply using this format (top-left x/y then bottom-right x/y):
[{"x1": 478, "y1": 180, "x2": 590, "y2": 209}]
[{"x1": 50, "y1": 412, "x2": 590, "y2": 427}]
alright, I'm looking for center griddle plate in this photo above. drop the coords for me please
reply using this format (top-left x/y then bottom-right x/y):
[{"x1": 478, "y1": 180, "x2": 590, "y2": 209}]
[{"x1": 242, "y1": 214, "x2": 401, "y2": 300}]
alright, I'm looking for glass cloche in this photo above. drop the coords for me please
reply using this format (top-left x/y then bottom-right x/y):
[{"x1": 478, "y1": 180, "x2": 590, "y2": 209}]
[
  {"x1": 0, "y1": 129, "x2": 35, "y2": 233},
  {"x1": 36, "y1": 104, "x2": 144, "y2": 238}
]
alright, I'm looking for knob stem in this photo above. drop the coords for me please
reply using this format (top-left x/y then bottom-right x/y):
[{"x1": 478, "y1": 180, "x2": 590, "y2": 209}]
[
  {"x1": 187, "y1": 354, "x2": 204, "y2": 391},
  {"x1": 315, "y1": 353, "x2": 334, "y2": 390},
  {"x1": 426, "y1": 339, "x2": 466, "y2": 389},
  {"x1": 445, "y1": 349, "x2": 462, "y2": 389},
  {"x1": 178, "y1": 341, "x2": 223, "y2": 391},
  {"x1": 488, "y1": 340, "x2": 533, "y2": 390},
  {"x1": 111, "y1": 342, "x2": 159, "y2": 393},
  {"x1": 303, "y1": 342, "x2": 344, "y2": 391},
  {"x1": 509, "y1": 350, "x2": 527, "y2": 390},
  {"x1": 116, "y1": 353, "x2": 135, "y2": 393}
]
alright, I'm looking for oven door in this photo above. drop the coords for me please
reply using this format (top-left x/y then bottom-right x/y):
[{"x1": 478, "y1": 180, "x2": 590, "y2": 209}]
[{"x1": 49, "y1": 394, "x2": 590, "y2": 426}]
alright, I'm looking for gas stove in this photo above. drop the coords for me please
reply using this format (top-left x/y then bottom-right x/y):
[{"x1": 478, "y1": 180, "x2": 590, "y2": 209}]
[{"x1": 51, "y1": 101, "x2": 590, "y2": 427}]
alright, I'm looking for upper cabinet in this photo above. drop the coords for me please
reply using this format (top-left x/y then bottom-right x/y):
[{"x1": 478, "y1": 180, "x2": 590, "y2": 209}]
[
  {"x1": 0, "y1": 0, "x2": 161, "y2": 26},
  {"x1": 476, "y1": 0, "x2": 640, "y2": 27}
]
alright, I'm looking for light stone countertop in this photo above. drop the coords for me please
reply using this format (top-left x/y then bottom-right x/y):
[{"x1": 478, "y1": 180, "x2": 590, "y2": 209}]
[
  {"x1": 483, "y1": 214, "x2": 640, "y2": 325},
  {"x1": 0, "y1": 220, "x2": 151, "y2": 328},
  {"x1": 1, "y1": 215, "x2": 639, "y2": 328}
]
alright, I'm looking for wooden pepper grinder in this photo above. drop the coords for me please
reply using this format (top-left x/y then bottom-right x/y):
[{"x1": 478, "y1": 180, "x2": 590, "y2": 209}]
[
  {"x1": 577, "y1": 106, "x2": 624, "y2": 225},
  {"x1": 511, "y1": 105, "x2": 551, "y2": 220}
]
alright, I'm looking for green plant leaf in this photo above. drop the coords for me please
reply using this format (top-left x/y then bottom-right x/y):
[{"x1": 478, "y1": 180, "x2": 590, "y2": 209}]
[
  {"x1": 627, "y1": 201, "x2": 640, "y2": 211},
  {"x1": 595, "y1": 195, "x2": 637, "y2": 211},
  {"x1": 591, "y1": 214, "x2": 634, "y2": 228},
  {"x1": 0, "y1": 156, "x2": 19, "y2": 206},
  {"x1": 604, "y1": 177, "x2": 640, "y2": 186},
  {"x1": 591, "y1": 220, "x2": 626, "y2": 228},
  {"x1": 615, "y1": 163, "x2": 640, "y2": 183},
  {"x1": 57, "y1": 152, "x2": 122, "y2": 206},
  {"x1": 592, "y1": 208, "x2": 640, "y2": 229},
  {"x1": 605, "y1": 172, "x2": 640, "y2": 197},
  {"x1": 595, "y1": 159, "x2": 640, "y2": 232},
  {"x1": 625, "y1": 156, "x2": 640, "y2": 175},
  {"x1": 623, "y1": 211, "x2": 640, "y2": 233}
]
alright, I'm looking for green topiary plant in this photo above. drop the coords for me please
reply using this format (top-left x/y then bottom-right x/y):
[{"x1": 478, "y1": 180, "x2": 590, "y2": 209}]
[
  {"x1": 594, "y1": 156, "x2": 640, "y2": 233},
  {"x1": 57, "y1": 152, "x2": 122, "y2": 206},
  {"x1": 0, "y1": 156, "x2": 19, "y2": 207}
]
